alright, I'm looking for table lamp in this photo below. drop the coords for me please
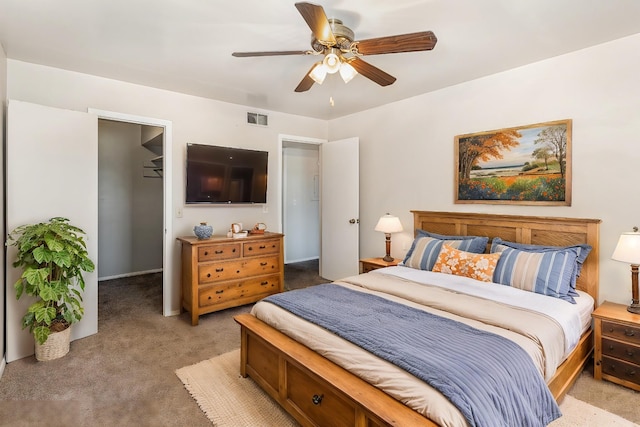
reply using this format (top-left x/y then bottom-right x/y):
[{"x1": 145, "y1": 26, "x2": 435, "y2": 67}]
[
  {"x1": 374, "y1": 214, "x2": 403, "y2": 262},
  {"x1": 611, "y1": 227, "x2": 640, "y2": 314}
]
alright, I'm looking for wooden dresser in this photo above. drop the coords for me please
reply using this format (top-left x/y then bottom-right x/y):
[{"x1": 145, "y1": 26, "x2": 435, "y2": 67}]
[
  {"x1": 592, "y1": 301, "x2": 640, "y2": 391},
  {"x1": 177, "y1": 232, "x2": 284, "y2": 325}
]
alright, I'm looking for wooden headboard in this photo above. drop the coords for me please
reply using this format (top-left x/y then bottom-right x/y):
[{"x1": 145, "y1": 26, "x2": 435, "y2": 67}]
[{"x1": 411, "y1": 211, "x2": 601, "y2": 304}]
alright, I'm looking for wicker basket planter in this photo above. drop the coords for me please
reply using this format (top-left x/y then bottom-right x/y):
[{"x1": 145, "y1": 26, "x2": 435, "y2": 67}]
[{"x1": 35, "y1": 326, "x2": 71, "y2": 361}]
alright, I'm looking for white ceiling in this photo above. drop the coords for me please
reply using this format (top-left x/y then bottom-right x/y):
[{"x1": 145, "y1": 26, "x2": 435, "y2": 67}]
[{"x1": 1, "y1": 0, "x2": 640, "y2": 120}]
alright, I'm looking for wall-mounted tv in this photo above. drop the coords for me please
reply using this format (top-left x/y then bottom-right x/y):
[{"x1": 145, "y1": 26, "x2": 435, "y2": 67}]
[{"x1": 185, "y1": 143, "x2": 268, "y2": 204}]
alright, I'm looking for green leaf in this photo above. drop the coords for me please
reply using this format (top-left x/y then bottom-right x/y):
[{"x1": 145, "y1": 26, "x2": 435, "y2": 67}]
[
  {"x1": 79, "y1": 258, "x2": 95, "y2": 272},
  {"x1": 14, "y1": 279, "x2": 24, "y2": 299},
  {"x1": 33, "y1": 326, "x2": 50, "y2": 345},
  {"x1": 34, "y1": 305, "x2": 56, "y2": 325},
  {"x1": 38, "y1": 285, "x2": 58, "y2": 302},
  {"x1": 32, "y1": 246, "x2": 53, "y2": 263},
  {"x1": 45, "y1": 234, "x2": 64, "y2": 252},
  {"x1": 23, "y1": 268, "x2": 48, "y2": 287},
  {"x1": 52, "y1": 251, "x2": 72, "y2": 268},
  {"x1": 21, "y1": 312, "x2": 35, "y2": 330}
]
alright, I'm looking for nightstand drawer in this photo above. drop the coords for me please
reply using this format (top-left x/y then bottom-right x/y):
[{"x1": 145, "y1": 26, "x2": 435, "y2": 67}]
[
  {"x1": 602, "y1": 337, "x2": 640, "y2": 364},
  {"x1": 602, "y1": 356, "x2": 640, "y2": 387},
  {"x1": 602, "y1": 320, "x2": 640, "y2": 345}
]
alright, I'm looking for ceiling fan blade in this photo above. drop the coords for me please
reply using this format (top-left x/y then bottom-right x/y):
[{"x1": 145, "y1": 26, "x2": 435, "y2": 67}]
[
  {"x1": 349, "y1": 58, "x2": 396, "y2": 87},
  {"x1": 232, "y1": 50, "x2": 309, "y2": 57},
  {"x1": 354, "y1": 31, "x2": 437, "y2": 55},
  {"x1": 295, "y1": 2, "x2": 336, "y2": 45},
  {"x1": 294, "y1": 64, "x2": 317, "y2": 92}
]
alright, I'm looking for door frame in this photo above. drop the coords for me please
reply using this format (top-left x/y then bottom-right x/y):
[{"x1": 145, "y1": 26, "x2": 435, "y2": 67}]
[
  {"x1": 89, "y1": 108, "x2": 175, "y2": 316},
  {"x1": 277, "y1": 134, "x2": 326, "y2": 234},
  {"x1": 277, "y1": 134, "x2": 326, "y2": 267}
]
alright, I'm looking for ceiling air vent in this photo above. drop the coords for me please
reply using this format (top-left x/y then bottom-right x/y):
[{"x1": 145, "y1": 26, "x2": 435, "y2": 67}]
[{"x1": 247, "y1": 112, "x2": 268, "y2": 126}]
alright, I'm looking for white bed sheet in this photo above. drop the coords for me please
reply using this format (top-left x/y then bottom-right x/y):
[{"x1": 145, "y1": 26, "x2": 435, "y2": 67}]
[{"x1": 373, "y1": 266, "x2": 593, "y2": 357}]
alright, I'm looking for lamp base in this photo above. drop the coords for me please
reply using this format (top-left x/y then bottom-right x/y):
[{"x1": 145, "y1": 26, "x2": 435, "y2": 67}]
[
  {"x1": 382, "y1": 255, "x2": 394, "y2": 262},
  {"x1": 628, "y1": 303, "x2": 640, "y2": 315}
]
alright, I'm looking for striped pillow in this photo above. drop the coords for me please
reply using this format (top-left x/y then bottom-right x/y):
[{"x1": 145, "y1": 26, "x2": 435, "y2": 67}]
[
  {"x1": 490, "y1": 238, "x2": 591, "y2": 297},
  {"x1": 402, "y1": 232, "x2": 489, "y2": 271},
  {"x1": 491, "y1": 245, "x2": 578, "y2": 303}
]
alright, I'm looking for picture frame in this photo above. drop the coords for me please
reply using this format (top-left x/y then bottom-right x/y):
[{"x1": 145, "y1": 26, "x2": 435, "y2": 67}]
[{"x1": 454, "y1": 119, "x2": 572, "y2": 206}]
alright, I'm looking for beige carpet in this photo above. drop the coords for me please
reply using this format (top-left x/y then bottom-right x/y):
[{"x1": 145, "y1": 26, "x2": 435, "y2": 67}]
[{"x1": 177, "y1": 349, "x2": 639, "y2": 427}]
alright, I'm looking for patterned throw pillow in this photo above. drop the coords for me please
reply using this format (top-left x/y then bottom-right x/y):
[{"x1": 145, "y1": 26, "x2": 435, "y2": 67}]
[{"x1": 432, "y1": 244, "x2": 502, "y2": 282}]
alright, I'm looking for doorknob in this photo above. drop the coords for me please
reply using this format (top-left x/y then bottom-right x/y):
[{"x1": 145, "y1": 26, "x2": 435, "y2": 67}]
[{"x1": 349, "y1": 218, "x2": 360, "y2": 224}]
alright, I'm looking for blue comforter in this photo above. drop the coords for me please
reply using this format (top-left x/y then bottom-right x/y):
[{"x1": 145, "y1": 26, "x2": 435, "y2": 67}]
[{"x1": 264, "y1": 283, "x2": 561, "y2": 427}]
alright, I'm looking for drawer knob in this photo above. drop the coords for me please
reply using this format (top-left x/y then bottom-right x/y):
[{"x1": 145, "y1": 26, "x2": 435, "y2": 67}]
[
  {"x1": 624, "y1": 329, "x2": 636, "y2": 337},
  {"x1": 216, "y1": 268, "x2": 224, "y2": 272},
  {"x1": 248, "y1": 247, "x2": 253, "y2": 251},
  {"x1": 627, "y1": 350, "x2": 635, "y2": 357},
  {"x1": 261, "y1": 281, "x2": 268, "y2": 286},
  {"x1": 215, "y1": 250, "x2": 224, "y2": 254},
  {"x1": 259, "y1": 245, "x2": 266, "y2": 249},
  {"x1": 207, "y1": 273, "x2": 211, "y2": 278},
  {"x1": 628, "y1": 370, "x2": 636, "y2": 376},
  {"x1": 609, "y1": 345, "x2": 615, "y2": 351},
  {"x1": 204, "y1": 251, "x2": 208, "y2": 256},
  {"x1": 260, "y1": 262, "x2": 268, "y2": 266},
  {"x1": 312, "y1": 394, "x2": 324, "y2": 405},
  {"x1": 216, "y1": 290, "x2": 224, "y2": 294}
]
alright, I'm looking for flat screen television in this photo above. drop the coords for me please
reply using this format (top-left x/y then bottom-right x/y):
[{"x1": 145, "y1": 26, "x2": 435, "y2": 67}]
[{"x1": 185, "y1": 143, "x2": 268, "y2": 204}]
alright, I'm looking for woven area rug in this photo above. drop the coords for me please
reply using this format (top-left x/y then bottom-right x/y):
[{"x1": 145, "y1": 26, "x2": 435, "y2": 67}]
[{"x1": 176, "y1": 349, "x2": 638, "y2": 427}]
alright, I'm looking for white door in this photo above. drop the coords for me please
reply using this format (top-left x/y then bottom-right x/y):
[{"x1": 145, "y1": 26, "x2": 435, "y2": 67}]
[
  {"x1": 320, "y1": 137, "x2": 359, "y2": 280},
  {"x1": 6, "y1": 100, "x2": 98, "y2": 362}
]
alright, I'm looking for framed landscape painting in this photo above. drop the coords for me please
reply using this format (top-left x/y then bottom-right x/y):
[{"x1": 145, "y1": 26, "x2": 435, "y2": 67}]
[{"x1": 455, "y1": 119, "x2": 572, "y2": 205}]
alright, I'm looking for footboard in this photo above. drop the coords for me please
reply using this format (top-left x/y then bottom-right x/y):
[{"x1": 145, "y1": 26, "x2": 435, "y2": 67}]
[{"x1": 234, "y1": 313, "x2": 435, "y2": 427}]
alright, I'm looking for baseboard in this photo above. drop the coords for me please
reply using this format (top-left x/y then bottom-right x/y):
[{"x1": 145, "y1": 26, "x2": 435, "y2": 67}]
[
  {"x1": 98, "y1": 268, "x2": 163, "y2": 282},
  {"x1": 285, "y1": 256, "x2": 319, "y2": 264},
  {"x1": 0, "y1": 356, "x2": 6, "y2": 379}
]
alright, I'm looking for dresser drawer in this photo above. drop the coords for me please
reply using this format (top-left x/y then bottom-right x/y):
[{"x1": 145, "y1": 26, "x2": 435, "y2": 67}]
[
  {"x1": 243, "y1": 239, "x2": 280, "y2": 257},
  {"x1": 602, "y1": 355, "x2": 640, "y2": 387},
  {"x1": 286, "y1": 362, "x2": 356, "y2": 426},
  {"x1": 601, "y1": 321, "x2": 640, "y2": 345},
  {"x1": 602, "y1": 337, "x2": 640, "y2": 365},
  {"x1": 198, "y1": 256, "x2": 281, "y2": 284},
  {"x1": 198, "y1": 243, "x2": 241, "y2": 262},
  {"x1": 199, "y1": 274, "x2": 281, "y2": 307}
]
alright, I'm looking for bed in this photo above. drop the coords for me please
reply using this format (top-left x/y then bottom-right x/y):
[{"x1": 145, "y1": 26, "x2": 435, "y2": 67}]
[{"x1": 234, "y1": 211, "x2": 601, "y2": 426}]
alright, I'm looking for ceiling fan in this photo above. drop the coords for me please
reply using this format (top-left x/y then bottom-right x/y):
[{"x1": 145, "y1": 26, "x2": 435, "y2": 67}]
[{"x1": 231, "y1": 2, "x2": 437, "y2": 92}]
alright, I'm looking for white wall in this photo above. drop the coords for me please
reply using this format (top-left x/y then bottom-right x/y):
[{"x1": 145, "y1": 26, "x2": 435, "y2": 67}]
[
  {"x1": 98, "y1": 120, "x2": 136, "y2": 276},
  {"x1": 329, "y1": 33, "x2": 640, "y2": 306},
  {"x1": 0, "y1": 42, "x2": 7, "y2": 374},
  {"x1": 283, "y1": 143, "x2": 320, "y2": 263},
  {"x1": 132, "y1": 126, "x2": 164, "y2": 273},
  {"x1": 98, "y1": 120, "x2": 163, "y2": 278},
  {"x1": 6, "y1": 60, "x2": 328, "y2": 319}
]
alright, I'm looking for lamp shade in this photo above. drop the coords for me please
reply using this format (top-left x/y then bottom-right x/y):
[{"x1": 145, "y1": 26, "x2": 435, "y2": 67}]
[
  {"x1": 374, "y1": 214, "x2": 403, "y2": 234},
  {"x1": 339, "y1": 61, "x2": 357, "y2": 83},
  {"x1": 612, "y1": 232, "x2": 640, "y2": 265},
  {"x1": 309, "y1": 62, "x2": 327, "y2": 84}
]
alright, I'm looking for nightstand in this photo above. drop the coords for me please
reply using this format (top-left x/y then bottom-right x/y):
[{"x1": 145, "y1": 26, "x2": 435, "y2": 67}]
[
  {"x1": 360, "y1": 257, "x2": 400, "y2": 273},
  {"x1": 592, "y1": 301, "x2": 640, "y2": 391}
]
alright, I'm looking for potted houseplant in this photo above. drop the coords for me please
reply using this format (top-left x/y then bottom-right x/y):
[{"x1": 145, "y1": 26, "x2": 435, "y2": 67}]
[{"x1": 7, "y1": 217, "x2": 95, "y2": 361}]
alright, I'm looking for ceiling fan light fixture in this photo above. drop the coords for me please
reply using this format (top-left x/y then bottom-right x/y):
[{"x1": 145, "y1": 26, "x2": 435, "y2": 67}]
[
  {"x1": 323, "y1": 48, "x2": 341, "y2": 74},
  {"x1": 339, "y1": 60, "x2": 358, "y2": 83},
  {"x1": 309, "y1": 62, "x2": 328, "y2": 84}
]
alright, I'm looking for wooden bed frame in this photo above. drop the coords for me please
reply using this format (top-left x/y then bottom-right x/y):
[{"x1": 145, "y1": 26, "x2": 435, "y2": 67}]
[{"x1": 235, "y1": 211, "x2": 601, "y2": 427}]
